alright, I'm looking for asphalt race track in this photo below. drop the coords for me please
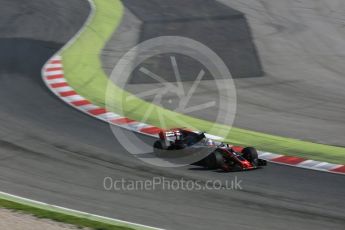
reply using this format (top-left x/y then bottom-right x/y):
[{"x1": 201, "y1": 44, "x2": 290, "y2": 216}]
[
  {"x1": 105, "y1": 0, "x2": 345, "y2": 147},
  {"x1": 0, "y1": 0, "x2": 345, "y2": 230},
  {"x1": 218, "y1": 0, "x2": 345, "y2": 147}
]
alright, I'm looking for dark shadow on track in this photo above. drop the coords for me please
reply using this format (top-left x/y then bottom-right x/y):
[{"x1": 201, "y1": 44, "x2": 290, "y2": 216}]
[
  {"x1": 122, "y1": 0, "x2": 263, "y2": 83},
  {"x1": 0, "y1": 38, "x2": 61, "y2": 76}
]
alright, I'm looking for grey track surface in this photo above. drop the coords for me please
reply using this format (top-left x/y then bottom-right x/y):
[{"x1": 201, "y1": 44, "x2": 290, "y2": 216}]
[
  {"x1": 103, "y1": 0, "x2": 345, "y2": 147},
  {"x1": 0, "y1": 1, "x2": 345, "y2": 230},
  {"x1": 218, "y1": 0, "x2": 345, "y2": 146},
  {"x1": 121, "y1": 0, "x2": 263, "y2": 82}
]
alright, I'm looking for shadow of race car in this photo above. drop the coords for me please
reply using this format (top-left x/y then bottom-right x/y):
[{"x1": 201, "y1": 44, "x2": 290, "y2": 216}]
[{"x1": 153, "y1": 128, "x2": 267, "y2": 172}]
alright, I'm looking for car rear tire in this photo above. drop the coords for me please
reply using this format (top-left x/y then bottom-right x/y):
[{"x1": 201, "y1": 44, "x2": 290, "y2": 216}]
[{"x1": 242, "y1": 147, "x2": 259, "y2": 166}]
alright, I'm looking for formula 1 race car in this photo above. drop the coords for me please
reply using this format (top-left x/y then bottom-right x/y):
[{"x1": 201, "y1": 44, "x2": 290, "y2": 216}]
[{"x1": 154, "y1": 128, "x2": 267, "y2": 171}]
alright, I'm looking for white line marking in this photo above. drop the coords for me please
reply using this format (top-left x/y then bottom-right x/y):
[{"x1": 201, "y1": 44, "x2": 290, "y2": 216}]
[
  {"x1": 50, "y1": 56, "x2": 62, "y2": 61},
  {"x1": 63, "y1": 95, "x2": 85, "y2": 103},
  {"x1": 46, "y1": 78, "x2": 67, "y2": 84},
  {"x1": 0, "y1": 191, "x2": 164, "y2": 230},
  {"x1": 257, "y1": 152, "x2": 283, "y2": 160},
  {"x1": 53, "y1": 86, "x2": 73, "y2": 93},
  {"x1": 313, "y1": 162, "x2": 342, "y2": 170},
  {"x1": 98, "y1": 112, "x2": 121, "y2": 120},
  {"x1": 127, "y1": 122, "x2": 151, "y2": 131},
  {"x1": 44, "y1": 70, "x2": 64, "y2": 76},
  {"x1": 297, "y1": 159, "x2": 321, "y2": 167},
  {"x1": 45, "y1": 63, "x2": 63, "y2": 69},
  {"x1": 78, "y1": 104, "x2": 100, "y2": 111}
]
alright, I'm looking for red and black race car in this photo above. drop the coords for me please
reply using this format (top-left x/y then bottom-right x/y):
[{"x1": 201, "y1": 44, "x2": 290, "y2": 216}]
[{"x1": 154, "y1": 128, "x2": 267, "y2": 171}]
